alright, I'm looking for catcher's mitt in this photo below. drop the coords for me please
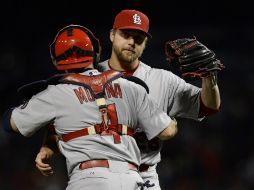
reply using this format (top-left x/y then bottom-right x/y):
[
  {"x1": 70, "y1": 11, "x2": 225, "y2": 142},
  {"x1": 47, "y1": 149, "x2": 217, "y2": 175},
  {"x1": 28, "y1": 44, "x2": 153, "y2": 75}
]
[{"x1": 165, "y1": 37, "x2": 225, "y2": 81}]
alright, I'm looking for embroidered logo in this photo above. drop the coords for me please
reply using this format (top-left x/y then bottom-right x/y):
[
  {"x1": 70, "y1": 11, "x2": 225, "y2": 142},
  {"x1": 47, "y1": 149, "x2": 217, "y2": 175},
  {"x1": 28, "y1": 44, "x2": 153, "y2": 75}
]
[
  {"x1": 91, "y1": 78, "x2": 102, "y2": 86},
  {"x1": 133, "y1": 14, "x2": 141, "y2": 25},
  {"x1": 89, "y1": 71, "x2": 98, "y2": 76}
]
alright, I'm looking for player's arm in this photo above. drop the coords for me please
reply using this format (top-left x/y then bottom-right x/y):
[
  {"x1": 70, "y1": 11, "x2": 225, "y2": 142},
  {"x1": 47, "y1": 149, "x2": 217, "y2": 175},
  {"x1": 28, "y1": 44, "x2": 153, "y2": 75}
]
[
  {"x1": 35, "y1": 125, "x2": 59, "y2": 176},
  {"x1": 2, "y1": 107, "x2": 57, "y2": 176},
  {"x1": 135, "y1": 85, "x2": 178, "y2": 141},
  {"x1": 200, "y1": 76, "x2": 221, "y2": 110},
  {"x1": 157, "y1": 117, "x2": 177, "y2": 140},
  {"x1": 10, "y1": 117, "x2": 21, "y2": 132},
  {"x1": 35, "y1": 146, "x2": 55, "y2": 176}
]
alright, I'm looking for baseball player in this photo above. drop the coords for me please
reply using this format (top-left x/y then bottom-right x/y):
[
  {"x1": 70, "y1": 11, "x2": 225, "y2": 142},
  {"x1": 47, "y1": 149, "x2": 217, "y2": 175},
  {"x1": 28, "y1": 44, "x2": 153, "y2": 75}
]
[
  {"x1": 2, "y1": 24, "x2": 178, "y2": 190},
  {"x1": 96, "y1": 9, "x2": 221, "y2": 189},
  {"x1": 35, "y1": 10, "x2": 222, "y2": 190}
]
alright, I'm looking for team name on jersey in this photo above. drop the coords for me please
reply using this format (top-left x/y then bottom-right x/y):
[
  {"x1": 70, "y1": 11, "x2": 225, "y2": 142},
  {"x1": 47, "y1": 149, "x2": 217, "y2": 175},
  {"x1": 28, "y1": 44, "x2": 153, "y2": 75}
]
[{"x1": 73, "y1": 82, "x2": 123, "y2": 104}]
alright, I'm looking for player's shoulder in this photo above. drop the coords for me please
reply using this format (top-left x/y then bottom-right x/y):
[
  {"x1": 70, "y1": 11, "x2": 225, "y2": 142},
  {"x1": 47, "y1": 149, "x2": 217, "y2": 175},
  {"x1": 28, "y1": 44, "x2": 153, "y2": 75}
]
[
  {"x1": 139, "y1": 61, "x2": 176, "y2": 78},
  {"x1": 17, "y1": 77, "x2": 59, "y2": 102},
  {"x1": 121, "y1": 76, "x2": 149, "y2": 93},
  {"x1": 117, "y1": 77, "x2": 148, "y2": 93}
]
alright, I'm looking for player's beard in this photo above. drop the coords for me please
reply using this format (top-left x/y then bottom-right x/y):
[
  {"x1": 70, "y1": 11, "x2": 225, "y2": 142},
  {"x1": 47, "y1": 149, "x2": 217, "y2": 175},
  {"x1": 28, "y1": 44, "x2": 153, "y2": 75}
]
[{"x1": 113, "y1": 45, "x2": 143, "y2": 65}]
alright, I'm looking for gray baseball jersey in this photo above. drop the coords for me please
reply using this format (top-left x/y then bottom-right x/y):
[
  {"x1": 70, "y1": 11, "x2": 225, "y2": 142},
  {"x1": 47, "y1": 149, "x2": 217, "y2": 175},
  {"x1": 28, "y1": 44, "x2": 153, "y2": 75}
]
[
  {"x1": 11, "y1": 69, "x2": 172, "y2": 177},
  {"x1": 98, "y1": 60, "x2": 202, "y2": 165}
]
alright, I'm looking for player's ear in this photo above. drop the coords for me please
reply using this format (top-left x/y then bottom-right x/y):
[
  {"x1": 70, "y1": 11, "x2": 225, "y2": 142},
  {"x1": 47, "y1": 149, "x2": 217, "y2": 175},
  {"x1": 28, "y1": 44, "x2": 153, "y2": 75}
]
[{"x1": 110, "y1": 29, "x2": 115, "y2": 42}]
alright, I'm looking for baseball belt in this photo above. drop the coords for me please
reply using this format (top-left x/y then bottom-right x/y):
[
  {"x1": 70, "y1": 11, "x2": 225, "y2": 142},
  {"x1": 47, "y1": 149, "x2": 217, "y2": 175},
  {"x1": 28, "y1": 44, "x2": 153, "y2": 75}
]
[{"x1": 79, "y1": 159, "x2": 138, "y2": 171}]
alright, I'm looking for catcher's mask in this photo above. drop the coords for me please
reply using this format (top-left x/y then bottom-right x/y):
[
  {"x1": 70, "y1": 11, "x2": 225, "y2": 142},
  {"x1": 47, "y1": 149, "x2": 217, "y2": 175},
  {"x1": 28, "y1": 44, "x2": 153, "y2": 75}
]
[{"x1": 50, "y1": 24, "x2": 101, "y2": 70}]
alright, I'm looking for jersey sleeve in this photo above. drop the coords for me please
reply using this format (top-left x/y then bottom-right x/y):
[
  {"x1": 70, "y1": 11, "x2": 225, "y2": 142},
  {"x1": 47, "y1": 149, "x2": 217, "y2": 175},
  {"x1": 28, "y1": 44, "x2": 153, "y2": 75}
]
[
  {"x1": 11, "y1": 86, "x2": 56, "y2": 137},
  {"x1": 134, "y1": 85, "x2": 172, "y2": 140},
  {"x1": 161, "y1": 70, "x2": 202, "y2": 120},
  {"x1": 135, "y1": 65, "x2": 202, "y2": 121},
  {"x1": 173, "y1": 75, "x2": 202, "y2": 120}
]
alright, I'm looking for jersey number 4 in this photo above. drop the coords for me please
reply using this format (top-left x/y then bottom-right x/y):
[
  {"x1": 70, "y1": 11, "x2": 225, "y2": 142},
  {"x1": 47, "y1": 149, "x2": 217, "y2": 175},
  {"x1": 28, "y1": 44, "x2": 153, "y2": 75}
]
[{"x1": 106, "y1": 103, "x2": 118, "y2": 125}]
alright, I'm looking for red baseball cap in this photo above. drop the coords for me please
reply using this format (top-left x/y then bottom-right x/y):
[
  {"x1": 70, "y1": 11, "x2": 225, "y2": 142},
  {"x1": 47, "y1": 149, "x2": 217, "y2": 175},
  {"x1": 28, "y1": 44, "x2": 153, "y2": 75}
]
[{"x1": 113, "y1": 10, "x2": 152, "y2": 38}]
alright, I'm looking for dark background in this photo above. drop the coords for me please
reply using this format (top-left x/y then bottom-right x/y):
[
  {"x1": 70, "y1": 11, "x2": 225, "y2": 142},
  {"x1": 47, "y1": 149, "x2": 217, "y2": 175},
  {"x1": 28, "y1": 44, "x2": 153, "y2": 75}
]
[{"x1": 0, "y1": 1, "x2": 253, "y2": 190}]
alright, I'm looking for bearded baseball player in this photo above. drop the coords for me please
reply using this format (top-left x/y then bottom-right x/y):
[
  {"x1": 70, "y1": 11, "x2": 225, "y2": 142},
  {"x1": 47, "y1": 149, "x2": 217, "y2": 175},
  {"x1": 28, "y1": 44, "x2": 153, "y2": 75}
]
[
  {"x1": 35, "y1": 10, "x2": 223, "y2": 190},
  {"x1": 2, "y1": 24, "x2": 178, "y2": 190},
  {"x1": 98, "y1": 9, "x2": 223, "y2": 189}
]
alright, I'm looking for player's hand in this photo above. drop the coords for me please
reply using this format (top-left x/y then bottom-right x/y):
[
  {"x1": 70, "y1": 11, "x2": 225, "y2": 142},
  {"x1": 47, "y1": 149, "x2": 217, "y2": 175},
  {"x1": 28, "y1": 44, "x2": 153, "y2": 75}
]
[{"x1": 35, "y1": 146, "x2": 54, "y2": 176}]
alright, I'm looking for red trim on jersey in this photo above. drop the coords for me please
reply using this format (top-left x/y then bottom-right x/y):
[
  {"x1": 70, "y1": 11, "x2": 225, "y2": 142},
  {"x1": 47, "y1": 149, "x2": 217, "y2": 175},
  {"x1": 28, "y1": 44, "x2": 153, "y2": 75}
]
[
  {"x1": 108, "y1": 61, "x2": 139, "y2": 77},
  {"x1": 199, "y1": 96, "x2": 221, "y2": 117},
  {"x1": 122, "y1": 71, "x2": 135, "y2": 77}
]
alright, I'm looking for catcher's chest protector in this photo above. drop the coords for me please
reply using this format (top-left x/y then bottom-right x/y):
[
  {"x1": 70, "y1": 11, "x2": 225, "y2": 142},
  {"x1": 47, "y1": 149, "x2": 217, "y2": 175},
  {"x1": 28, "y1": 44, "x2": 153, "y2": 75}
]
[
  {"x1": 60, "y1": 70, "x2": 126, "y2": 143},
  {"x1": 61, "y1": 70, "x2": 123, "y2": 98}
]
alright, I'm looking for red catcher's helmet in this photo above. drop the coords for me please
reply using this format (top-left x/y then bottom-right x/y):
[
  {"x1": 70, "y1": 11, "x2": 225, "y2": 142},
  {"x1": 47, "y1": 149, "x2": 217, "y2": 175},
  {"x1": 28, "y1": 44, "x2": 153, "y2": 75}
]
[{"x1": 50, "y1": 25, "x2": 101, "y2": 70}]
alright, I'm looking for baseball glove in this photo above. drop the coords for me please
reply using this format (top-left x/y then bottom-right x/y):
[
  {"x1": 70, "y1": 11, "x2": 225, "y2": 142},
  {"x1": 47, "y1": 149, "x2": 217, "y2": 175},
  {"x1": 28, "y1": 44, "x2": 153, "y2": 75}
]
[{"x1": 165, "y1": 37, "x2": 225, "y2": 80}]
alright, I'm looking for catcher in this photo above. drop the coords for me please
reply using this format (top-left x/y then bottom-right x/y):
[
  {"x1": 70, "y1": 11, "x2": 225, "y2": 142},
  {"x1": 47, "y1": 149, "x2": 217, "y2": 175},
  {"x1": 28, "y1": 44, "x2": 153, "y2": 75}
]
[{"x1": 2, "y1": 24, "x2": 178, "y2": 190}]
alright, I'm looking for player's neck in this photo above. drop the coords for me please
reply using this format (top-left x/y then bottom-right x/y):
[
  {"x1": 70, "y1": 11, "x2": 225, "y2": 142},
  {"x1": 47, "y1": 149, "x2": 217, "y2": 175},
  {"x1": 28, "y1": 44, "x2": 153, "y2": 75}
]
[{"x1": 108, "y1": 55, "x2": 139, "y2": 72}]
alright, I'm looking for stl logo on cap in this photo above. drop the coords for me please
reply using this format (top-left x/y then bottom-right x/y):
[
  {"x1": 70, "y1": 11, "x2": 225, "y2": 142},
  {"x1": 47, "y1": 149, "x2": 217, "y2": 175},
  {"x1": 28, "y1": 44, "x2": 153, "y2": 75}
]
[{"x1": 133, "y1": 14, "x2": 142, "y2": 25}]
